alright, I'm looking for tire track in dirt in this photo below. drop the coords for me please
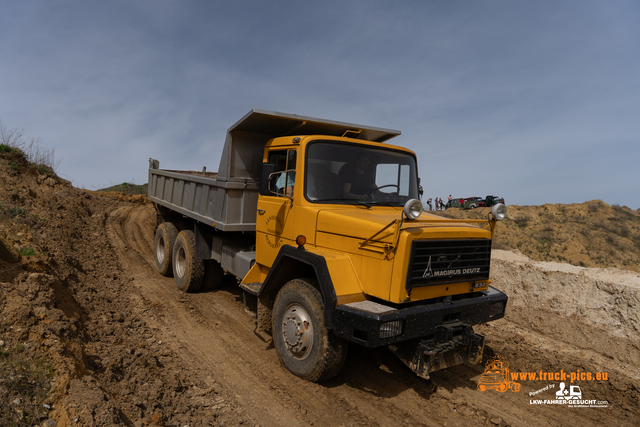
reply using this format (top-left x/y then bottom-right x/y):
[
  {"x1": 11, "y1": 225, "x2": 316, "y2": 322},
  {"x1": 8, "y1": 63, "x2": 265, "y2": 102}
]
[
  {"x1": 106, "y1": 204, "x2": 638, "y2": 426},
  {"x1": 106, "y1": 206, "x2": 374, "y2": 426}
]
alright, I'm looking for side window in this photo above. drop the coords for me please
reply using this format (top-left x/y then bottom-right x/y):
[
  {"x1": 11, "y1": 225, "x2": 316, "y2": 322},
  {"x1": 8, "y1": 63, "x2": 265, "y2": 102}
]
[
  {"x1": 268, "y1": 151, "x2": 287, "y2": 172},
  {"x1": 267, "y1": 149, "x2": 296, "y2": 197}
]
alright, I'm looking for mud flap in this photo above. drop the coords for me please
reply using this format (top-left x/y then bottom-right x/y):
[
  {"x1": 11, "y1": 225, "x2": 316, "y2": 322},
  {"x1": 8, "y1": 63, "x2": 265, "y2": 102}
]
[{"x1": 388, "y1": 322, "x2": 484, "y2": 380}]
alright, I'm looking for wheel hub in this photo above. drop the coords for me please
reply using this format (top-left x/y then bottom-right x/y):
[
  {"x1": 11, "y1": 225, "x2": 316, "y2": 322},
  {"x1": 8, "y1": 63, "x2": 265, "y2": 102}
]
[
  {"x1": 175, "y1": 246, "x2": 186, "y2": 278},
  {"x1": 281, "y1": 303, "x2": 313, "y2": 360},
  {"x1": 156, "y1": 235, "x2": 165, "y2": 263}
]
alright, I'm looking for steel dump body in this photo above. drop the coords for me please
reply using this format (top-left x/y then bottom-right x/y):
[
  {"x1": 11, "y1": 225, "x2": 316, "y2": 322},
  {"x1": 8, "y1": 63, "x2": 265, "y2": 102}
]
[
  {"x1": 148, "y1": 109, "x2": 400, "y2": 232},
  {"x1": 148, "y1": 164, "x2": 259, "y2": 232}
]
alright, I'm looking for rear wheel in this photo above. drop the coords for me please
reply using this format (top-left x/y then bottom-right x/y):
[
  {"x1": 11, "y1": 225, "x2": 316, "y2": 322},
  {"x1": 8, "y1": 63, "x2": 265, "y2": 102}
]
[
  {"x1": 273, "y1": 278, "x2": 347, "y2": 382},
  {"x1": 154, "y1": 222, "x2": 178, "y2": 276},
  {"x1": 172, "y1": 230, "x2": 204, "y2": 293}
]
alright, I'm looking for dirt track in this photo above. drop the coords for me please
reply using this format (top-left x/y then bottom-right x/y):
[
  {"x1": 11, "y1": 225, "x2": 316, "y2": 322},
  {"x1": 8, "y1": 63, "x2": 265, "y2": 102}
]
[{"x1": 100, "y1": 203, "x2": 639, "y2": 426}]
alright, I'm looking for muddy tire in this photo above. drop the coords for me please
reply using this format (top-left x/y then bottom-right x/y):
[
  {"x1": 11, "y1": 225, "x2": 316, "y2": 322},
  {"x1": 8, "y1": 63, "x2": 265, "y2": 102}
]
[
  {"x1": 172, "y1": 230, "x2": 204, "y2": 293},
  {"x1": 273, "y1": 278, "x2": 347, "y2": 382},
  {"x1": 154, "y1": 222, "x2": 178, "y2": 276},
  {"x1": 201, "y1": 260, "x2": 225, "y2": 291}
]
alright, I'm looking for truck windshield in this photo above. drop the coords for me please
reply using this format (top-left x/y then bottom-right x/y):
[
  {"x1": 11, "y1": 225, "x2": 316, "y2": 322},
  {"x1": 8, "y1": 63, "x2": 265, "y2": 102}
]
[{"x1": 305, "y1": 141, "x2": 419, "y2": 206}]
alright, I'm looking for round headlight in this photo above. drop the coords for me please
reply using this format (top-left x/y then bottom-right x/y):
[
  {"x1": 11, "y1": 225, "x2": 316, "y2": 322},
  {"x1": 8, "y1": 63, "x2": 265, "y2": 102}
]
[
  {"x1": 404, "y1": 199, "x2": 424, "y2": 220},
  {"x1": 491, "y1": 203, "x2": 507, "y2": 221}
]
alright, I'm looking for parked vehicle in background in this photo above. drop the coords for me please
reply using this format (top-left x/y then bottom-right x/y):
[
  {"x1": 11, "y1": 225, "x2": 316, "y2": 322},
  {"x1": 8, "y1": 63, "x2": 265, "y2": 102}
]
[
  {"x1": 451, "y1": 197, "x2": 483, "y2": 209},
  {"x1": 478, "y1": 196, "x2": 505, "y2": 208},
  {"x1": 464, "y1": 197, "x2": 483, "y2": 209}
]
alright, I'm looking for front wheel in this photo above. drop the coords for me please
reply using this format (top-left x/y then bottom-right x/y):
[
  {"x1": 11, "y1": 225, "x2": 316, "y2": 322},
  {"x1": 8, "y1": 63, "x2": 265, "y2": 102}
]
[{"x1": 273, "y1": 278, "x2": 347, "y2": 382}]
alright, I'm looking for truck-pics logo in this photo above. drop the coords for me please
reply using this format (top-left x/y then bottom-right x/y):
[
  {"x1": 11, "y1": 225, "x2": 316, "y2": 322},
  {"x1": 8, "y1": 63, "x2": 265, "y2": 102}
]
[
  {"x1": 475, "y1": 355, "x2": 610, "y2": 408},
  {"x1": 477, "y1": 356, "x2": 521, "y2": 392}
]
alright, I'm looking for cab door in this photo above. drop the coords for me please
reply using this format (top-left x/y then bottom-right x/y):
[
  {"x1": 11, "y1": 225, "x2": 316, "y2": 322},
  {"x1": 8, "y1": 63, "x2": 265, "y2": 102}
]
[{"x1": 256, "y1": 149, "x2": 297, "y2": 267}]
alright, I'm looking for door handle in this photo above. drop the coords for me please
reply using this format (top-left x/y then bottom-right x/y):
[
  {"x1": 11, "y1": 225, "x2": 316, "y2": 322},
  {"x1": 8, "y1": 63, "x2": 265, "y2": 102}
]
[{"x1": 257, "y1": 209, "x2": 265, "y2": 214}]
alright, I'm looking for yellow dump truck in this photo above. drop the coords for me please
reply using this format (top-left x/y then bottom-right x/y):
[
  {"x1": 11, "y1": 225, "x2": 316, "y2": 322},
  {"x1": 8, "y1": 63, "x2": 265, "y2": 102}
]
[{"x1": 148, "y1": 109, "x2": 508, "y2": 382}]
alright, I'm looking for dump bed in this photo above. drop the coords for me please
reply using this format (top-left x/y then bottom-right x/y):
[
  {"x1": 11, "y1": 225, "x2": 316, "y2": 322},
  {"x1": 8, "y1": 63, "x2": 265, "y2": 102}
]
[
  {"x1": 148, "y1": 160, "x2": 258, "y2": 232},
  {"x1": 148, "y1": 109, "x2": 401, "y2": 232}
]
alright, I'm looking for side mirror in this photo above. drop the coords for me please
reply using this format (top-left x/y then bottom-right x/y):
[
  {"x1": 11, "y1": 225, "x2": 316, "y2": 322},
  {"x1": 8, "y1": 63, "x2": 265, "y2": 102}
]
[{"x1": 260, "y1": 163, "x2": 276, "y2": 196}]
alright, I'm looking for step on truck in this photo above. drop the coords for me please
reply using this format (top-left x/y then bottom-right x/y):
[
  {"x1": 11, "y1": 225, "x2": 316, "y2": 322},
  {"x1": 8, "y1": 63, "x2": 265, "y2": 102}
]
[{"x1": 148, "y1": 109, "x2": 508, "y2": 382}]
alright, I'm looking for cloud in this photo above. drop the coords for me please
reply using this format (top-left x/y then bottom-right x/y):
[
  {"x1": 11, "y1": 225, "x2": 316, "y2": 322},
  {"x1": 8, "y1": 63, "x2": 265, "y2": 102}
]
[{"x1": 0, "y1": 0, "x2": 638, "y2": 208}]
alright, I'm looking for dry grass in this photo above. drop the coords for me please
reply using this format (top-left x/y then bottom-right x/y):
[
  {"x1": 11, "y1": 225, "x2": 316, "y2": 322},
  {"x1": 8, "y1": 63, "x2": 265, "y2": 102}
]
[{"x1": 0, "y1": 119, "x2": 59, "y2": 174}]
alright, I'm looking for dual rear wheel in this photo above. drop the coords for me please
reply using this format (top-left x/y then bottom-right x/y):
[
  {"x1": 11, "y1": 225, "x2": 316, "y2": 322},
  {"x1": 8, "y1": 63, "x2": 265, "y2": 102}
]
[
  {"x1": 153, "y1": 223, "x2": 224, "y2": 293},
  {"x1": 154, "y1": 222, "x2": 178, "y2": 276},
  {"x1": 172, "y1": 229, "x2": 204, "y2": 293}
]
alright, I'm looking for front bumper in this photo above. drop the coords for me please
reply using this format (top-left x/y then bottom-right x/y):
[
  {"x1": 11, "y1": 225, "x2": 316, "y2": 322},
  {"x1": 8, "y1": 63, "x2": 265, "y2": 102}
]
[{"x1": 332, "y1": 286, "x2": 507, "y2": 347}]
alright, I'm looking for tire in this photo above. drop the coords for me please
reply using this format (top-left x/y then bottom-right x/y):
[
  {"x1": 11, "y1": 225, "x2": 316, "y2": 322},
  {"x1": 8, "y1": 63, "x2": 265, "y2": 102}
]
[
  {"x1": 201, "y1": 259, "x2": 225, "y2": 291},
  {"x1": 272, "y1": 278, "x2": 347, "y2": 382},
  {"x1": 469, "y1": 203, "x2": 478, "y2": 209},
  {"x1": 154, "y1": 222, "x2": 178, "y2": 276},
  {"x1": 172, "y1": 230, "x2": 204, "y2": 293}
]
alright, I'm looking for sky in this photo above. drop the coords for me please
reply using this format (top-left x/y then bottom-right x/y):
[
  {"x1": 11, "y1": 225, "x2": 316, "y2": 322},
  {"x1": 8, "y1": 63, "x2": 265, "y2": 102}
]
[{"x1": 1, "y1": 0, "x2": 639, "y2": 209}]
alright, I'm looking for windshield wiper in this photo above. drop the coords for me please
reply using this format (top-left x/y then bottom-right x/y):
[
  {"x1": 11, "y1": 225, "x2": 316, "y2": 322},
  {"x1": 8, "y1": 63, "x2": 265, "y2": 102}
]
[
  {"x1": 317, "y1": 198, "x2": 373, "y2": 208},
  {"x1": 316, "y1": 198, "x2": 407, "y2": 208},
  {"x1": 365, "y1": 201, "x2": 405, "y2": 207}
]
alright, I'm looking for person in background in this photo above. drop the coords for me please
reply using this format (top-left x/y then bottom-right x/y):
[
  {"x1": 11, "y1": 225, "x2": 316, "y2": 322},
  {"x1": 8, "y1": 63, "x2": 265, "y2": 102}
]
[
  {"x1": 448, "y1": 194, "x2": 452, "y2": 208},
  {"x1": 427, "y1": 198, "x2": 432, "y2": 211}
]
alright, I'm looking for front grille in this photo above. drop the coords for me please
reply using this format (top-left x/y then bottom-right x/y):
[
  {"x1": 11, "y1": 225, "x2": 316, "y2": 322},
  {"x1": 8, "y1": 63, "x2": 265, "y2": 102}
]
[{"x1": 406, "y1": 239, "x2": 491, "y2": 289}]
